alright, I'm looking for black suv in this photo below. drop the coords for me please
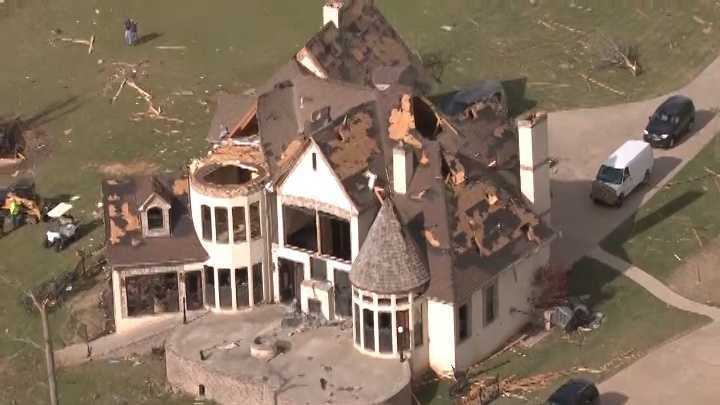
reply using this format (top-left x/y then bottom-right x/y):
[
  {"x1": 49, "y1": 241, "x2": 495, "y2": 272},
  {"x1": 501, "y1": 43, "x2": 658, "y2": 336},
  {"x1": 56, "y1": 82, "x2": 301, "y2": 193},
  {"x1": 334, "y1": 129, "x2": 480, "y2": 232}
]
[
  {"x1": 545, "y1": 379, "x2": 600, "y2": 405},
  {"x1": 643, "y1": 95, "x2": 695, "y2": 148}
]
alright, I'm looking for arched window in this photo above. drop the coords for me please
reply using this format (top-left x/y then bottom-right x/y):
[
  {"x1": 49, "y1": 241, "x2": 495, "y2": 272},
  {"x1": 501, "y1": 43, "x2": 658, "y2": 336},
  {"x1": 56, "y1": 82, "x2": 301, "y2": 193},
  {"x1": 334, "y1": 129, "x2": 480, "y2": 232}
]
[{"x1": 147, "y1": 207, "x2": 164, "y2": 230}]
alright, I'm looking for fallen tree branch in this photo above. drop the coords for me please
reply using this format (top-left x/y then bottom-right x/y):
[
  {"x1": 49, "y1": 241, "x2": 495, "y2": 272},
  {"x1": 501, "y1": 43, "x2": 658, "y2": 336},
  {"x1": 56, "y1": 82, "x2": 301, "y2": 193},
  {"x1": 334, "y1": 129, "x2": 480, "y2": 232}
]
[
  {"x1": 52, "y1": 34, "x2": 96, "y2": 54},
  {"x1": 578, "y1": 73, "x2": 625, "y2": 96}
]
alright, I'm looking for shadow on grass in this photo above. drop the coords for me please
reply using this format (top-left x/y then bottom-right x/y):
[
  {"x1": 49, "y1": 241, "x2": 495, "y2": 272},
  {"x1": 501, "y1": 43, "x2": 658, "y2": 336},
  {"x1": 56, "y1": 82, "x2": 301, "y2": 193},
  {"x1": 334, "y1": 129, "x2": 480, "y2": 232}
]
[
  {"x1": 600, "y1": 190, "x2": 704, "y2": 263},
  {"x1": 135, "y1": 32, "x2": 162, "y2": 46},
  {"x1": 73, "y1": 218, "x2": 102, "y2": 242},
  {"x1": 23, "y1": 96, "x2": 84, "y2": 128}
]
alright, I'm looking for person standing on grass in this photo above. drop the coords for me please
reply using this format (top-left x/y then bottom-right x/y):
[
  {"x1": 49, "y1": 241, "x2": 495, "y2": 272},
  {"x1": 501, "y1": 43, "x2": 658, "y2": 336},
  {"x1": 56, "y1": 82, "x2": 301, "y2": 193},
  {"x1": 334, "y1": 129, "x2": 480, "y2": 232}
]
[
  {"x1": 129, "y1": 19, "x2": 139, "y2": 46},
  {"x1": 123, "y1": 18, "x2": 133, "y2": 46}
]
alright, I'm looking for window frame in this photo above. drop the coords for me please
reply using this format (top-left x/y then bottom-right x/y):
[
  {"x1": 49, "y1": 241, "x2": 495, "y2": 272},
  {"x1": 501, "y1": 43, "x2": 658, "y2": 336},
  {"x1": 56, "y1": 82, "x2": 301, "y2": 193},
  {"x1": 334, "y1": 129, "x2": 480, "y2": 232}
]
[{"x1": 483, "y1": 281, "x2": 499, "y2": 327}]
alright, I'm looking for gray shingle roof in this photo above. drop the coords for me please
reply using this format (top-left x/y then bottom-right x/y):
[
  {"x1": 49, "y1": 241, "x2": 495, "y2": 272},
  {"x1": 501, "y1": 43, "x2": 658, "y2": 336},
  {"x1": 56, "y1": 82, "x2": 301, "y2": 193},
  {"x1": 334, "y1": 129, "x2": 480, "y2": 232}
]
[{"x1": 350, "y1": 200, "x2": 430, "y2": 294}]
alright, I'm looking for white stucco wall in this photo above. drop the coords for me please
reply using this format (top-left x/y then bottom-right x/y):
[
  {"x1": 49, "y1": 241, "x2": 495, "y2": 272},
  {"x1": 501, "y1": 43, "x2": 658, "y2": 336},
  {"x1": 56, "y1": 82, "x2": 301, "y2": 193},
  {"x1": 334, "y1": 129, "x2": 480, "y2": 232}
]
[
  {"x1": 427, "y1": 300, "x2": 456, "y2": 374},
  {"x1": 454, "y1": 244, "x2": 551, "y2": 370},
  {"x1": 278, "y1": 142, "x2": 356, "y2": 215}
]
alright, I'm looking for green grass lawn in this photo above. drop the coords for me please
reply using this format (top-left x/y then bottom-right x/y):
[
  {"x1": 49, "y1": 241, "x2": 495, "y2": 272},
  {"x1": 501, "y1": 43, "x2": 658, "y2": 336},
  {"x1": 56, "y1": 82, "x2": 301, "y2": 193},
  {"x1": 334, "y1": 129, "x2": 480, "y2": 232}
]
[
  {"x1": 416, "y1": 257, "x2": 710, "y2": 405},
  {"x1": 2, "y1": 0, "x2": 720, "y2": 403},
  {"x1": 601, "y1": 133, "x2": 720, "y2": 281}
]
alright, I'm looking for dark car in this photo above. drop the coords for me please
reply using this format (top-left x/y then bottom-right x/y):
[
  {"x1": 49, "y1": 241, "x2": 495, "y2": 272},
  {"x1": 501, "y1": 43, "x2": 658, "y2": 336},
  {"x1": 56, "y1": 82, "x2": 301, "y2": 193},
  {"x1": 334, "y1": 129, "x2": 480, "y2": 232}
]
[
  {"x1": 545, "y1": 378, "x2": 600, "y2": 405},
  {"x1": 643, "y1": 95, "x2": 695, "y2": 148}
]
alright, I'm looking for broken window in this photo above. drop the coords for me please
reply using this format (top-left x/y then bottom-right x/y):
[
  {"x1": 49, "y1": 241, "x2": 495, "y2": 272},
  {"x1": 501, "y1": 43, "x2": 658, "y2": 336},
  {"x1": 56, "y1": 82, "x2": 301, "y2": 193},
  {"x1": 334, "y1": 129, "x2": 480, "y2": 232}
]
[
  {"x1": 252, "y1": 263, "x2": 263, "y2": 305},
  {"x1": 204, "y1": 266, "x2": 215, "y2": 307},
  {"x1": 310, "y1": 257, "x2": 327, "y2": 281},
  {"x1": 215, "y1": 207, "x2": 229, "y2": 244},
  {"x1": 414, "y1": 304, "x2": 423, "y2": 347},
  {"x1": 363, "y1": 309, "x2": 375, "y2": 351},
  {"x1": 249, "y1": 202, "x2": 261, "y2": 239},
  {"x1": 201, "y1": 205, "x2": 212, "y2": 241},
  {"x1": 334, "y1": 269, "x2": 352, "y2": 317},
  {"x1": 283, "y1": 205, "x2": 317, "y2": 252},
  {"x1": 484, "y1": 282, "x2": 498, "y2": 326},
  {"x1": 218, "y1": 268, "x2": 232, "y2": 309},
  {"x1": 236, "y1": 267, "x2": 249, "y2": 307},
  {"x1": 126, "y1": 273, "x2": 179, "y2": 317},
  {"x1": 232, "y1": 206, "x2": 246, "y2": 243},
  {"x1": 319, "y1": 213, "x2": 351, "y2": 261},
  {"x1": 378, "y1": 312, "x2": 393, "y2": 353},
  {"x1": 354, "y1": 304, "x2": 361, "y2": 345},
  {"x1": 184, "y1": 271, "x2": 203, "y2": 310},
  {"x1": 147, "y1": 207, "x2": 164, "y2": 230},
  {"x1": 458, "y1": 303, "x2": 470, "y2": 342}
]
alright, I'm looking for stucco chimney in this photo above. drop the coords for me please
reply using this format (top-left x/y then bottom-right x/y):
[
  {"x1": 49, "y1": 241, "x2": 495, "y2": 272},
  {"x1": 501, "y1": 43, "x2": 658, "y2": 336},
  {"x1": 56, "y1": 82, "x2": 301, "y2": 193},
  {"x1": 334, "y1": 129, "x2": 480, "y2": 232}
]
[
  {"x1": 517, "y1": 112, "x2": 551, "y2": 223},
  {"x1": 296, "y1": 47, "x2": 329, "y2": 80},
  {"x1": 393, "y1": 143, "x2": 414, "y2": 195},
  {"x1": 323, "y1": 0, "x2": 344, "y2": 29}
]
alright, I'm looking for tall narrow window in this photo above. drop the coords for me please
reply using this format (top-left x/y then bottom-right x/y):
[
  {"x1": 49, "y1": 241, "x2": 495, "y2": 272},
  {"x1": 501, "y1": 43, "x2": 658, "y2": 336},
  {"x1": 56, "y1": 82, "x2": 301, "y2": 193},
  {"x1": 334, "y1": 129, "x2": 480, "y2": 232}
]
[
  {"x1": 235, "y1": 267, "x2": 249, "y2": 307},
  {"x1": 363, "y1": 309, "x2": 375, "y2": 351},
  {"x1": 201, "y1": 205, "x2": 212, "y2": 241},
  {"x1": 204, "y1": 266, "x2": 215, "y2": 307},
  {"x1": 215, "y1": 207, "x2": 229, "y2": 244},
  {"x1": 147, "y1": 207, "x2": 164, "y2": 230},
  {"x1": 249, "y1": 202, "x2": 261, "y2": 239},
  {"x1": 311, "y1": 152, "x2": 317, "y2": 170},
  {"x1": 218, "y1": 268, "x2": 232, "y2": 309},
  {"x1": 378, "y1": 312, "x2": 393, "y2": 353},
  {"x1": 458, "y1": 303, "x2": 470, "y2": 342},
  {"x1": 484, "y1": 282, "x2": 498, "y2": 326},
  {"x1": 232, "y1": 206, "x2": 246, "y2": 243},
  {"x1": 252, "y1": 263, "x2": 263, "y2": 305},
  {"x1": 414, "y1": 304, "x2": 424, "y2": 347}
]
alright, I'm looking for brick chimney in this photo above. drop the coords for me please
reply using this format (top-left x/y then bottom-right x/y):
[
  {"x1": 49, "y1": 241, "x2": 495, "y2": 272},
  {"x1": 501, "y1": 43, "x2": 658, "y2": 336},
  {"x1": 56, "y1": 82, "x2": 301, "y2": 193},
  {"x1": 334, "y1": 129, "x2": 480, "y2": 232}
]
[
  {"x1": 323, "y1": 0, "x2": 345, "y2": 29},
  {"x1": 393, "y1": 143, "x2": 414, "y2": 195},
  {"x1": 517, "y1": 112, "x2": 551, "y2": 223}
]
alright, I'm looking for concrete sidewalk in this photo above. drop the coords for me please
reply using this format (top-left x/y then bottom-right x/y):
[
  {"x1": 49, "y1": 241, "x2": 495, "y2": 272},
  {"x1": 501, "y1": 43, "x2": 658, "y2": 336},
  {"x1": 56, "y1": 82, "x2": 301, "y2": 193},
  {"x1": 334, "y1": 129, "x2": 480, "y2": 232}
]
[
  {"x1": 55, "y1": 312, "x2": 206, "y2": 368},
  {"x1": 590, "y1": 248, "x2": 720, "y2": 320}
]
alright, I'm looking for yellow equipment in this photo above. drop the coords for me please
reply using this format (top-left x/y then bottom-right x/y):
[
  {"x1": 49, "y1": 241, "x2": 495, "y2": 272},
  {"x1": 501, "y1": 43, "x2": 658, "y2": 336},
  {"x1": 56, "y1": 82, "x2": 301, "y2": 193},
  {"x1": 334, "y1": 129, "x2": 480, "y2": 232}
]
[{"x1": 2, "y1": 192, "x2": 42, "y2": 224}]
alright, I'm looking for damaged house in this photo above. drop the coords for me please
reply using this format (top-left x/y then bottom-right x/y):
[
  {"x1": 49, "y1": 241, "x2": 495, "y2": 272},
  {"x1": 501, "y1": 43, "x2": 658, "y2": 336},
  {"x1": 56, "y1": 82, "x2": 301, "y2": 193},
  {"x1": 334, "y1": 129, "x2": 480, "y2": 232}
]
[{"x1": 103, "y1": 0, "x2": 556, "y2": 381}]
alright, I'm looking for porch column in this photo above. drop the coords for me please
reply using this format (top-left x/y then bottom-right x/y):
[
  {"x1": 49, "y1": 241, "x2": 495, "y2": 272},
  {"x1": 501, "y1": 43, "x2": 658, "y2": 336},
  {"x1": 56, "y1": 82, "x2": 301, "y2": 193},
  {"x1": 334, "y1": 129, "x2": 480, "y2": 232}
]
[
  {"x1": 214, "y1": 267, "x2": 220, "y2": 311},
  {"x1": 231, "y1": 267, "x2": 238, "y2": 310}
]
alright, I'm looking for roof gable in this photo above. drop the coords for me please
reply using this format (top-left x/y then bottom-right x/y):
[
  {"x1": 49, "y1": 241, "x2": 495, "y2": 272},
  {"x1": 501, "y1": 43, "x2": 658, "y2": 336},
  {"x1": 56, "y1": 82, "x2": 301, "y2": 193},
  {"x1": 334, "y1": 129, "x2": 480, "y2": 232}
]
[{"x1": 278, "y1": 139, "x2": 357, "y2": 215}]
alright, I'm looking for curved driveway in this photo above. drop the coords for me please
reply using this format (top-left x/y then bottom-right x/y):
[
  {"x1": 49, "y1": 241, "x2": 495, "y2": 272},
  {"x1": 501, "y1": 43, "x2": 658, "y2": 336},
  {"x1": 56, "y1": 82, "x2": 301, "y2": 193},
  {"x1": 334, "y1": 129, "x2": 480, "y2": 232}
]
[
  {"x1": 547, "y1": 55, "x2": 720, "y2": 405},
  {"x1": 548, "y1": 56, "x2": 720, "y2": 268}
]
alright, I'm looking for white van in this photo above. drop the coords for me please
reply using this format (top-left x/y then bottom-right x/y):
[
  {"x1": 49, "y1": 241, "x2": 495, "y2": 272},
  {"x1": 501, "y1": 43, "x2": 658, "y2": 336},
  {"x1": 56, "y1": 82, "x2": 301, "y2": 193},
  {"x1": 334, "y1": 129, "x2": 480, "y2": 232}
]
[{"x1": 590, "y1": 140, "x2": 653, "y2": 207}]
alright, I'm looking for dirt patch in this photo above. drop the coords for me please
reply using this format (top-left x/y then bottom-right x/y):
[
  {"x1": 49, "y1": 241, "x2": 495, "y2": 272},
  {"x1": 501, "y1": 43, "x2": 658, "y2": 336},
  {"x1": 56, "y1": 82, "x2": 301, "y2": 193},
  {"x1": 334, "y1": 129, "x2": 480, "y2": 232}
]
[
  {"x1": 60, "y1": 273, "x2": 113, "y2": 344},
  {"x1": 667, "y1": 236, "x2": 720, "y2": 307},
  {"x1": 96, "y1": 161, "x2": 159, "y2": 177}
]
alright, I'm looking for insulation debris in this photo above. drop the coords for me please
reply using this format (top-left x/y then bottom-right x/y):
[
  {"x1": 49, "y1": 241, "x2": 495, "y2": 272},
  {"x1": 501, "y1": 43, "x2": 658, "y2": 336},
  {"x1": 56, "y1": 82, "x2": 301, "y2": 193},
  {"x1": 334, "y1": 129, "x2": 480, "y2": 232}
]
[
  {"x1": 172, "y1": 178, "x2": 189, "y2": 196},
  {"x1": 327, "y1": 111, "x2": 380, "y2": 179},
  {"x1": 388, "y1": 94, "x2": 421, "y2": 149},
  {"x1": 424, "y1": 228, "x2": 441, "y2": 248},
  {"x1": 121, "y1": 202, "x2": 140, "y2": 231}
]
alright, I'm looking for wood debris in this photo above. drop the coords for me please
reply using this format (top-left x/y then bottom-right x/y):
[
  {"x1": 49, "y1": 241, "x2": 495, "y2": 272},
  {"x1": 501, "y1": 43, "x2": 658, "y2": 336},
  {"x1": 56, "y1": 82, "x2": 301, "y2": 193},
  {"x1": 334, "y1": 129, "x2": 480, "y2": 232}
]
[
  {"x1": 109, "y1": 219, "x2": 125, "y2": 245},
  {"x1": 423, "y1": 228, "x2": 441, "y2": 247},
  {"x1": 121, "y1": 202, "x2": 140, "y2": 231},
  {"x1": 51, "y1": 34, "x2": 96, "y2": 54},
  {"x1": 579, "y1": 73, "x2": 625, "y2": 96},
  {"x1": 172, "y1": 178, "x2": 189, "y2": 196},
  {"x1": 410, "y1": 188, "x2": 428, "y2": 201},
  {"x1": 419, "y1": 150, "x2": 430, "y2": 165}
]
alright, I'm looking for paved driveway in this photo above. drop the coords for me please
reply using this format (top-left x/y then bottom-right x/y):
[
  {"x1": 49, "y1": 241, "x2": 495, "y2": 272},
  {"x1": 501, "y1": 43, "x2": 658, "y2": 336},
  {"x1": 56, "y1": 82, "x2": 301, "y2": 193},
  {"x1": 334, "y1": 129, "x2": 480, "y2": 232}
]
[
  {"x1": 599, "y1": 322, "x2": 720, "y2": 405},
  {"x1": 548, "y1": 56, "x2": 720, "y2": 268}
]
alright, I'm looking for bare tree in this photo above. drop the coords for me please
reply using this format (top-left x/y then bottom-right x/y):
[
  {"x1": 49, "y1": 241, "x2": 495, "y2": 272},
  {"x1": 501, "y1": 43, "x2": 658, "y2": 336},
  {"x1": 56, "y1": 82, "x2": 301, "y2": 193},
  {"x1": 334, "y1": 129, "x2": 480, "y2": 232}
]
[
  {"x1": 592, "y1": 34, "x2": 641, "y2": 76},
  {"x1": 0, "y1": 273, "x2": 58, "y2": 405}
]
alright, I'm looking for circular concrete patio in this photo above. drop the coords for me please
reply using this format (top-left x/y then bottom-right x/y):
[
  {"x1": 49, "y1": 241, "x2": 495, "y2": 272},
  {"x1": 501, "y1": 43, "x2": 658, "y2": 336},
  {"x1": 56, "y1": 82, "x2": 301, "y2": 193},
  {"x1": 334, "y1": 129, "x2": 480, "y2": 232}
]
[{"x1": 165, "y1": 305, "x2": 412, "y2": 405}]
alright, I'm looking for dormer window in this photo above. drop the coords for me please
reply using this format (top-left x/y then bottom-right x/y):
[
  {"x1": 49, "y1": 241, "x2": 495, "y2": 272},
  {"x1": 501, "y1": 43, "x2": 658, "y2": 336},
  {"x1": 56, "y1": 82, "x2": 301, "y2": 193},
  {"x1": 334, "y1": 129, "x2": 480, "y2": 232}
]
[{"x1": 147, "y1": 207, "x2": 164, "y2": 230}]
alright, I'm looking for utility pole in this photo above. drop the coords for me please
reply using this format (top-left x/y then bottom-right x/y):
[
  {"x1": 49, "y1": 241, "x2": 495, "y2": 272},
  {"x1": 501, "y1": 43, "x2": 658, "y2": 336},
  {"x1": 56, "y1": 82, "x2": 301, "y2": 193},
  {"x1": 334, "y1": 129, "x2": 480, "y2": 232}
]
[{"x1": 29, "y1": 293, "x2": 59, "y2": 405}]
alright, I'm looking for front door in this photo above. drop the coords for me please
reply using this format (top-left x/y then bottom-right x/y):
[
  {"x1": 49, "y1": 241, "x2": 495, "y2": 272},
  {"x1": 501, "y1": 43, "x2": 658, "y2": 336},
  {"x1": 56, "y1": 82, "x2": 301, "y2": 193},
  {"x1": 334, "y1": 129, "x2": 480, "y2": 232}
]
[
  {"x1": 278, "y1": 258, "x2": 304, "y2": 304},
  {"x1": 396, "y1": 310, "x2": 410, "y2": 352}
]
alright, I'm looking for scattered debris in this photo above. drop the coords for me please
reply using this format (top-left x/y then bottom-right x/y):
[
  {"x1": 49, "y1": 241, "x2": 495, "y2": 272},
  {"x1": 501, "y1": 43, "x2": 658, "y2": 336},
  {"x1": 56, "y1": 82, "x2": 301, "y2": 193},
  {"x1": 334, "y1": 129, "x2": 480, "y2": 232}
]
[
  {"x1": 155, "y1": 45, "x2": 187, "y2": 50},
  {"x1": 674, "y1": 253, "x2": 683, "y2": 262},
  {"x1": 440, "y1": 25, "x2": 455, "y2": 32},
  {"x1": 579, "y1": 73, "x2": 625, "y2": 96},
  {"x1": 423, "y1": 228, "x2": 441, "y2": 247},
  {"x1": 592, "y1": 34, "x2": 641, "y2": 76},
  {"x1": 50, "y1": 33, "x2": 95, "y2": 54}
]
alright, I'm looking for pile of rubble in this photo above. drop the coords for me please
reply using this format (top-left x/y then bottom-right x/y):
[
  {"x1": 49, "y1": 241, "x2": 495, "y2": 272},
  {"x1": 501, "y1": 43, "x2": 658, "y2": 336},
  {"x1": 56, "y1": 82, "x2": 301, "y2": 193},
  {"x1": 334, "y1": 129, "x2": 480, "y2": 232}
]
[{"x1": 280, "y1": 301, "x2": 351, "y2": 335}]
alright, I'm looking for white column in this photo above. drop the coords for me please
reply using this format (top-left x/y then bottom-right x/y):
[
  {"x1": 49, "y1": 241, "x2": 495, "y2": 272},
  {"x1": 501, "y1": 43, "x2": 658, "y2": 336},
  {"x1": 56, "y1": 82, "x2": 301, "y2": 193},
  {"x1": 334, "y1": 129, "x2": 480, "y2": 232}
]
[
  {"x1": 272, "y1": 255, "x2": 280, "y2": 303},
  {"x1": 391, "y1": 307, "x2": 398, "y2": 355},
  {"x1": 214, "y1": 267, "x2": 220, "y2": 311},
  {"x1": 230, "y1": 267, "x2": 238, "y2": 310},
  {"x1": 112, "y1": 271, "x2": 124, "y2": 330},
  {"x1": 277, "y1": 196, "x2": 285, "y2": 248},
  {"x1": 373, "y1": 296, "x2": 380, "y2": 354},
  {"x1": 249, "y1": 265, "x2": 255, "y2": 307}
]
